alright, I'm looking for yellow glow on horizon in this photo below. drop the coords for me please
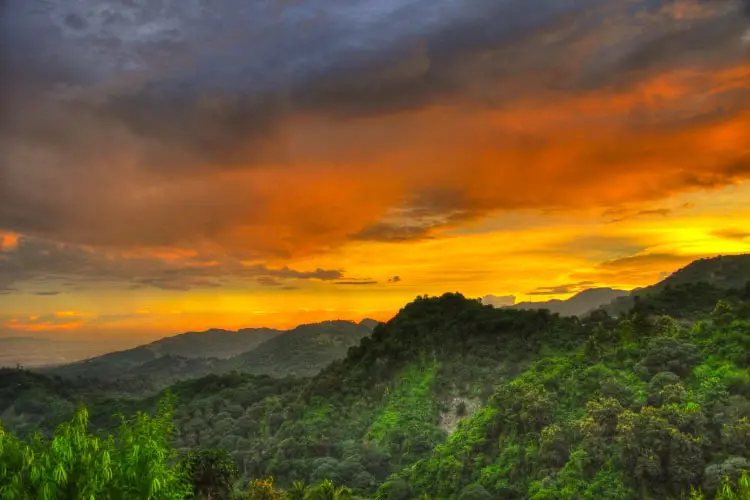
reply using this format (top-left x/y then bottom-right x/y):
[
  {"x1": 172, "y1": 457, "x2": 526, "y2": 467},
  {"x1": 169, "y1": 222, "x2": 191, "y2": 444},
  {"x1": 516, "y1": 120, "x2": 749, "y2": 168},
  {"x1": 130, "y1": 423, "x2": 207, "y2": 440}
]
[{"x1": 5, "y1": 183, "x2": 749, "y2": 340}]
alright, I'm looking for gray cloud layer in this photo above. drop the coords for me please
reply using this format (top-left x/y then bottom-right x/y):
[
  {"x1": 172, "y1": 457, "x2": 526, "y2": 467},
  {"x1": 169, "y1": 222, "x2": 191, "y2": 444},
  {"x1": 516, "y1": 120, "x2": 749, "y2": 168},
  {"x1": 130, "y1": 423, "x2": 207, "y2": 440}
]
[
  {"x1": 3, "y1": 1, "x2": 746, "y2": 190},
  {"x1": 0, "y1": 236, "x2": 344, "y2": 292}
]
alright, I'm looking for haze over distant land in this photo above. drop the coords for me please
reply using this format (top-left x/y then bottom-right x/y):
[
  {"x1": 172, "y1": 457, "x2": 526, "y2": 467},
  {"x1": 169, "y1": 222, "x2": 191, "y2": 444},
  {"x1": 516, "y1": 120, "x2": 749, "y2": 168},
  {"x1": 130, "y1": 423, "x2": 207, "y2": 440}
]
[
  {"x1": 0, "y1": 337, "x2": 135, "y2": 368},
  {"x1": 7, "y1": 253, "x2": 749, "y2": 369},
  {"x1": 2, "y1": 0, "x2": 750, "y2": 340}
]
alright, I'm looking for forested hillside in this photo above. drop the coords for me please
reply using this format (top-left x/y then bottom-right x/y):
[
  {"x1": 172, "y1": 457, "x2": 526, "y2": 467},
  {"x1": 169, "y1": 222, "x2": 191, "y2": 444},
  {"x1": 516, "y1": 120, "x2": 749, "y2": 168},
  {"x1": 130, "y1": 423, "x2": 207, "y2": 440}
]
[
  {"x1": 602, "y1": 254, "x2": 750, "y2": 317},
  {"x1": 226, "y1": 320, "x2": 375, "y2": 377},
  {"x1": 36, "y1": 320, "x2": 374, "y2": 391},
  {"x1": 4, "y1": 267, "x2": 750, "y2": 498}
]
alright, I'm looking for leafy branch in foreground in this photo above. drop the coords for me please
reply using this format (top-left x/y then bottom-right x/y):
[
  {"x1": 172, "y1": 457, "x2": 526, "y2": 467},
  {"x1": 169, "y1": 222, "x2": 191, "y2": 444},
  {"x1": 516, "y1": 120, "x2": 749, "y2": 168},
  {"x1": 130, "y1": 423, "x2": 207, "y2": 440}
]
[{"x1": 0, "y1": 395, "x2": 190, "y2": 500}]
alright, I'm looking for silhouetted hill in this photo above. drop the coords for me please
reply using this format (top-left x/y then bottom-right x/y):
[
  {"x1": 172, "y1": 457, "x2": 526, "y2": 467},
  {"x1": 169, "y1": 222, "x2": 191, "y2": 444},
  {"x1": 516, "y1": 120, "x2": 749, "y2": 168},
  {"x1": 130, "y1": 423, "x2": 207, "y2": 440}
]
[
  {"x1": 509, "y1": 287, "x2": 629, "y2": 316},
  {"x1": 359, "y1": 318, "x2": 381, "y2": 330},
  {"x1": 147, "y1": 327, "x2": 280, "y2": 359},
  {"x1": 41, "y1": 320, "x2": 377, "y2": 385},
  {"x1": 228, "y1": 320, "x2": 375, "y2": 377},
  {"x1": 39, "y1": 327, "x2": 277, "y2": 380},
  {"x1": 602, "y1": 253, "x2": 750, "y2": 316},
  {"x1": 655, "y1": 254, "x2": 750, "y2": 290}
]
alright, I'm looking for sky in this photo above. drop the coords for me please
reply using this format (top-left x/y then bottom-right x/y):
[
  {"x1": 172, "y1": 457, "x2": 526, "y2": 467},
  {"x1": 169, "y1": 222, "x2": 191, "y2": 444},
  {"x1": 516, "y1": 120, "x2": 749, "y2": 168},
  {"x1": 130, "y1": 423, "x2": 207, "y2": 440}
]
[{"x1": 1, "y1": 0, "x2": 750, "y2": 344}]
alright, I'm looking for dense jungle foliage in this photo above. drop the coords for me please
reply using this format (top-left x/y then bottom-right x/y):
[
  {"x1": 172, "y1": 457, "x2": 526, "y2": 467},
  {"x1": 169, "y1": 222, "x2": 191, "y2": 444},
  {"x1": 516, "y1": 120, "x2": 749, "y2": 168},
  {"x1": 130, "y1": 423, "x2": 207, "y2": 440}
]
[{"x1": 4, "y1": 274, "x2": 750, "y2": 499}]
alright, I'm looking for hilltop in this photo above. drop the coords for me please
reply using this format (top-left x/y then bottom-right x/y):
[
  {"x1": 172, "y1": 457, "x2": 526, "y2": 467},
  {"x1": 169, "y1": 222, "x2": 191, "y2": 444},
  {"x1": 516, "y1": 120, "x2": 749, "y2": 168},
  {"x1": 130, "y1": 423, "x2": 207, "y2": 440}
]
[
  {"x1": 510, "y1": 287, "x2": 629, "y2": 317},
  {"x1": 602, "y1": 253, "x2": 750, "y2": 317},
  {"x1": 145, "y1": 327, "x2": 280, "y2": 359},
  {"x1": 29, "y1": 327, "x2": 277, "y2": 379},
  {"x1": 654, "y1": 254, "x2": 750, "y2": 290},
  {"x1": 227, "y1": 319, "x2": 375, "y2": 377},
  {"x1": 39, "y1": 319, "x2": 375, "y2": 389}
]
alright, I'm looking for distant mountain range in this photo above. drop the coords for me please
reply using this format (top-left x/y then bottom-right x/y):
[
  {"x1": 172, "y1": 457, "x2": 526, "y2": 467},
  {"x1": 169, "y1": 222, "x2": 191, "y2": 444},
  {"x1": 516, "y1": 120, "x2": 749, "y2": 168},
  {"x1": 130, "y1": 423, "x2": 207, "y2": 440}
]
[
  {"x1": 0, "y1": 328, "x2": 278, "y2": 370},
  {"x1": 499, "y1": 254, "x2": 750, "y2": 318},
  {"x1": 38, "y1": 319, "x2": 379, "y2": 387},
  {"x1": 21, "y1": 253, "x2": 750, "y2": 387},
  {"x1": 33, "y1": 328, "x2": 279, "y2": 380},
  {"x1": 144, "y1": 327, "x2": 280, "y2": 359},
  {"x1": 508, "y1": 287, "x2": 630, "y2": 317},
  {"x1": 227, "y1": 320, "x2": 377, "y2": 377},
  {"x1": 601, "y1": 254, "x2": 750, "y2": 316}
]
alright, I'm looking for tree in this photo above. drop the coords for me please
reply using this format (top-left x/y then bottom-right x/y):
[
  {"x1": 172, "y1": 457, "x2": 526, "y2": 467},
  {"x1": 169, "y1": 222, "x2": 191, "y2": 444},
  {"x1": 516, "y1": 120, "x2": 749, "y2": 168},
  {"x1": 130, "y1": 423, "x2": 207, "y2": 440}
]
[
  {"x1": 704, "y1": 457, "x2": 750, "y2": 496},
  {"x1": 244, "y1": 477, "x2": 284, "y2": 500},
  {"x1": 284, "y1": 481, "x2": 308, "y2": 500},
  {"x1": 305, "y1": 479, "x2": 352, "y2": 500},
  {"x1": 713, "y1": 300, "x2": 735, "y2": 327},
  {"x1": 457, "y1": 484, "x2": 493, "y2": 500},
  {"x1": 108, "y1": 396, "x2": 192, "y2": 500},
  {"x1": 636, "y1": 337, "x2": 701, "y2": 379},
  {"x1": 181, "y1": 449, "x2": 238, "y2": 500},
  {"x1": 0, "y1": 397, "x2": 191, "y2": 499},
  {"x1": 716, "y1": 472, "x2": 750, "y2": 500}
]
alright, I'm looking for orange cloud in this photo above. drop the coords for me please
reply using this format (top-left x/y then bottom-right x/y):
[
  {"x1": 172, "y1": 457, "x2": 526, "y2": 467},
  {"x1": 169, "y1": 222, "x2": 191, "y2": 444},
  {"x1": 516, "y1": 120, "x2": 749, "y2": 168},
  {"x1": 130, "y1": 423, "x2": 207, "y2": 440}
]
[
  {"x1": 0, "y1": 232, "x2": 19, "y2": 251},
  {"x1": 114, "y1": 61, "x2": 746, "y2": 262},
  {"x1": 3, "y1": 317, "x2": 87, "y2": 332},
  {"x1": 3, "y1": 3, "x2": 749, "y2": 265},
  {"x1": 54, "y1": 311, "x2": 96, "y2": 318}
]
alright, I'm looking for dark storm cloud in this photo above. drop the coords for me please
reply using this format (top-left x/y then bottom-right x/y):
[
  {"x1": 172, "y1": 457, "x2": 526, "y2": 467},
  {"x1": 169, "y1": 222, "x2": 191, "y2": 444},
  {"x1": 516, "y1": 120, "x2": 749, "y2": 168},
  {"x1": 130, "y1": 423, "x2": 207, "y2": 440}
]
[
  {"x1": 0, "y1": 0, "x2": 620, "y2": 190},
  {"x1": 257, "y1": 277, "x2": 283, "y2": 287},
  {"x1": 0, "y1": 236, "x2": 345, "y2": 292},
  {"x1": 349, "y1": 222, "x2": 437, "y2": 243},
  {"x1": 601, "y1": 203, "x2": 695, "y2": 223},
  {"x1": 610, "y1": 208, "x2": 672, "y2": 222},
  {"x1": 1, "y1": 0, "x2": 749, "y2": 255},
  {"x1": 529, "y1": 281, "x2": 597, "y2": 296},
  {"x1": 598, "y1": 253, "x2": 696, "y2": 270}
]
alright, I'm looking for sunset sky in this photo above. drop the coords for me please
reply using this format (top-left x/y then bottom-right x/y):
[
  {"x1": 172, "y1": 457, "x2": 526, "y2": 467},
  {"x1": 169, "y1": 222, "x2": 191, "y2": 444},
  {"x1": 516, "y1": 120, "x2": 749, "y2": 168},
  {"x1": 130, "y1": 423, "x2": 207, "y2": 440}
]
[{"x1": 2, "y1": 0, "x2": 750, "y2": 344}]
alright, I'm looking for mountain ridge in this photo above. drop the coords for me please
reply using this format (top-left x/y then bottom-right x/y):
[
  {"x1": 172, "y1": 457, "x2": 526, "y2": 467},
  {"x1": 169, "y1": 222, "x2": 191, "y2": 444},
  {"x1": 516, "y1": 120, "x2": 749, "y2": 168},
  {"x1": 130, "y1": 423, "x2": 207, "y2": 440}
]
[
  {"x1": 600, "y1": 253, "x2": 750, "y2": 316},
  {"x1": 39, "y1": 319, "x2": 377, "y2": 386},
  {"x1": 508, "y1": 287, "x2": 630, "y2": 317}
]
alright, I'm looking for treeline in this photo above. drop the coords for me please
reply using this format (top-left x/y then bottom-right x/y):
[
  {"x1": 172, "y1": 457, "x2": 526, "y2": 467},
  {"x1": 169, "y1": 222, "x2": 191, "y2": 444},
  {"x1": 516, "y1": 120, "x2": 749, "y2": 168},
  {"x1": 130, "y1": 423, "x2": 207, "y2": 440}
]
[
  {"x1": 0, "y1": 397, "x2": 357, "y2": 499},
  {"x1": 4, "y1": 282, "x2": 750, "y2": 498}
]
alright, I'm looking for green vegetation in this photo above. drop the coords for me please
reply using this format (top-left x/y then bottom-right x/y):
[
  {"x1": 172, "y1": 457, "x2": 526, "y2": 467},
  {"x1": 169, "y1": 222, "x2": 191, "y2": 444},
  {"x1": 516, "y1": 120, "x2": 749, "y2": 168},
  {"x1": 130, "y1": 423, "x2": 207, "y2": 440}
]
[
  {"x1": 227, "y1": 320, "x2": 375, "y2": 378},
  {"x1": 0, "y1": 401, "x2": 357, "y2": 499},
  {"x1": 366, "y1": 361, "x2": 443, "y2": 456},
  {"x1": 38, "y1": 320, "x2": 374, "y2": 392},
  {"x1": 0, "y1": 397, "x2": 190, "y2": 499},
  {"x1": 4, "y1": 255, "x2": 750, "y2": 498},
  {"x1": 601, "y1": 254, "x2": 750, "y2": 317}
]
